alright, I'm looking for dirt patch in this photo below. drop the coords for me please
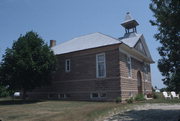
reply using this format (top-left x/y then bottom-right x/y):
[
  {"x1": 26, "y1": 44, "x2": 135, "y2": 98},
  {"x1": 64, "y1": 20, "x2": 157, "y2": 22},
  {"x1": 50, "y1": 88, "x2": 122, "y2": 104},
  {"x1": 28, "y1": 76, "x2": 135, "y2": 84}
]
[{"x1": 104, "y1": 104, "x2": 180, "y2": 121}]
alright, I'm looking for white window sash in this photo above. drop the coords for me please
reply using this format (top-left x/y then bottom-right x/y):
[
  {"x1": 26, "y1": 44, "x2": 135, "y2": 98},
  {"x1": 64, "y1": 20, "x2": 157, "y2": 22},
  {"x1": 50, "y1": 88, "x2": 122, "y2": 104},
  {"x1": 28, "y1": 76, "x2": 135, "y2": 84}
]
[
  {"x1": 65, "y1": 59, "x2": 70, "y2": 72},
  {"x1": 144, "y1": 63, "x2": 148, "y2": 81},
  {"x1": 96, "y1": 53, "x2": 106, "y2": 78},
  {"x1": 127, "y1": 56, "x2": 132, "y2": 78}
]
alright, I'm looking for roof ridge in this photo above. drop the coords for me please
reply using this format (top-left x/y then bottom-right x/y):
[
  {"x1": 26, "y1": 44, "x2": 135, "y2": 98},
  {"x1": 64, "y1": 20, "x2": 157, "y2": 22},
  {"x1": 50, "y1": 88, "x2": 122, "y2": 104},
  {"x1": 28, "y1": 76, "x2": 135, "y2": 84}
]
[
  {"x1": 52, "y1": 32, "x2": 120, "y2": 48},
  {"x1": 52, "y1": 32, "x2": 99, "y2": 48},
  {"x1": 97, "y1": 32, "x2": 121, "y2": 42},
  {"x1": 52, "y1": 32, "x2": 121, "y2": 55},
  {"x1": 72, "y1": 32, "x2": 100, "y2": 39}
]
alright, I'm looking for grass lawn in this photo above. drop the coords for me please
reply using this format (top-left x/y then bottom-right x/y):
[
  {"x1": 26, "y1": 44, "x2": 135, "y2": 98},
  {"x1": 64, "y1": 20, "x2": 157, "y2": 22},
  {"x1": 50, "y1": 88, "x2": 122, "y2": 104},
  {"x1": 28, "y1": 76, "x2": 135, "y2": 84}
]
[
  {"x1": 0, "y1": 97, "x2": 179, "y2": 121},
  {"x1": 0, "y1": 98, "x2": 129, "y2": 121}
]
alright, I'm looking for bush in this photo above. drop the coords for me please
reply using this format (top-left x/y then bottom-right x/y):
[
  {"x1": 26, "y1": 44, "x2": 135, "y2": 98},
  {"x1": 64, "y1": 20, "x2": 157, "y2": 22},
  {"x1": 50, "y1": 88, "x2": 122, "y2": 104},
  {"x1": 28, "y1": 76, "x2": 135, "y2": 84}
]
[
  {"x1": 153, "y1": 92, "x2": 163, "y2": 99},
  {"x1": 125, "y1": 97, "x2": 133, "y2": 104},
  {"x1": 146, "y1": 93, "x2": 153, "y2": 98},
  {"x1": 134, "y1": 94, "x2": 145, "y2": 101},
  {"x1": 115, "y1": 97, "x2": 121, "y2": 103},
  {"x1": 0, "y1": 85, "x2": 10, "y2": 97}
]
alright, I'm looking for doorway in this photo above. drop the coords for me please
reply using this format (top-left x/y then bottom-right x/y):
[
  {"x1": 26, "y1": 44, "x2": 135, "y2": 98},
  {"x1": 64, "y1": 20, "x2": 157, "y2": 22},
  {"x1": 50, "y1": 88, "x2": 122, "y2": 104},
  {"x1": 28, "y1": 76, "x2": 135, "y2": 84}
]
[{"x1": 137, "y1": 71, "x2": 142, "y2": 94}]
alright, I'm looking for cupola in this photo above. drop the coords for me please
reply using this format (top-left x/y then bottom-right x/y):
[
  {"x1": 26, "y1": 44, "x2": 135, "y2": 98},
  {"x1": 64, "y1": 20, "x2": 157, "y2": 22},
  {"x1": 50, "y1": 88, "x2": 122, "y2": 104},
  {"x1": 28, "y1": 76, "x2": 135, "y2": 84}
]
[{"x1": 121, "y1": 12, "x2": 139, "y2": 33}]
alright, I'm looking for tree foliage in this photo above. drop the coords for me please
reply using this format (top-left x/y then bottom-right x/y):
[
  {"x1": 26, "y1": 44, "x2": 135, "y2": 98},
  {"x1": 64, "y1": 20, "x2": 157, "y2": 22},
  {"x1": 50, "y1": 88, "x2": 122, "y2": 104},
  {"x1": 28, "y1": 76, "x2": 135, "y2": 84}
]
[
  {"x1": 0, "y1": 31, "x2": 56, "y2": 98},
  {"x1": 0, "y1": 85, "x2": 11, "y2": 97},
  {"x1": 150, "y1": 0, "x2": 180, "y2": 92}
]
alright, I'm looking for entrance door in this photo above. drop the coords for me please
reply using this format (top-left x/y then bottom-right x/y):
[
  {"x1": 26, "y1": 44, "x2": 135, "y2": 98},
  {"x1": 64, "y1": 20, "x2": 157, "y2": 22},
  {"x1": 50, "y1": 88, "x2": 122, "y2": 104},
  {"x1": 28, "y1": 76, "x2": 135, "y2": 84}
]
[{"x1": 137, "y1": 71, "x2": 142, "y2": 94}]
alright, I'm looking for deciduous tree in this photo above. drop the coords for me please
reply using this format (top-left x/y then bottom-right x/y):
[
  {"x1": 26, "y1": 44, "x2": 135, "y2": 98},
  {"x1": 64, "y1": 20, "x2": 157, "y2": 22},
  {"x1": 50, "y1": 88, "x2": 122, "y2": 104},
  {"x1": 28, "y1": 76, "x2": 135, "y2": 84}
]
[
  {"x1": 150, "y1": 0, "x2": 180, "y2": 92},
  {"x1": 0, "y1": 31, "x2": 56, "y2": 99}
]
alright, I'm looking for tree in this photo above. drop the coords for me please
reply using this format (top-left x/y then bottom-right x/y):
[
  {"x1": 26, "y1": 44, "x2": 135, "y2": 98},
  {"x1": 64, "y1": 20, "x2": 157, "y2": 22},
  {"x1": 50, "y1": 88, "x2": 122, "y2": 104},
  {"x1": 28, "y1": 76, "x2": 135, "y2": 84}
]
[
  {"x1": 150, "y1": 0, "x2": 180, "y2": 92},
  {"x1": 0, "y1": 85, "x2": 10, "y2": 97},
  {"x1": 0, "y1": 31, "x2": 56, "y2": 99}
]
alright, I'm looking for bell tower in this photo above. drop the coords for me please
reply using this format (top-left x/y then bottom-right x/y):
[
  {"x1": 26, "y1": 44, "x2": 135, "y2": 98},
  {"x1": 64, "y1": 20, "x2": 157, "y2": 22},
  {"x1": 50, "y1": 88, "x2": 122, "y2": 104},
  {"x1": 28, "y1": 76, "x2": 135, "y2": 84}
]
[{"x1": 121, "y1": 12, "x2": 139, "y2": 34}]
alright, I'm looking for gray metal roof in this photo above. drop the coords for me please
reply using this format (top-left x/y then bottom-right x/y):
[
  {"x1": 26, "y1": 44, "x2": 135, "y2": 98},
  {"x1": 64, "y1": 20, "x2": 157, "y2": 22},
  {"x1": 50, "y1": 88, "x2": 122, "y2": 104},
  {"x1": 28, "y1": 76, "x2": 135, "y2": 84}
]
[
  {"x1": 52, "y1": 32, "x2": 121, "y2": 55},
  {"x1": 120, "y1": 33, "x2": 153, "y2": 63},
  {"x1": 51, "y1": 32, "x2": 152, "y2": 61}
]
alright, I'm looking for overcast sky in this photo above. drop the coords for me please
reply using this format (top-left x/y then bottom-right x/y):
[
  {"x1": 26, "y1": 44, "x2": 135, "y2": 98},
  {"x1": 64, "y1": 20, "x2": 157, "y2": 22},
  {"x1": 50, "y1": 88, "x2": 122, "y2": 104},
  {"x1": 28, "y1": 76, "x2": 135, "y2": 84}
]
[{"x1": 0, "y1": 0, "x2": 165, "y2": 88}]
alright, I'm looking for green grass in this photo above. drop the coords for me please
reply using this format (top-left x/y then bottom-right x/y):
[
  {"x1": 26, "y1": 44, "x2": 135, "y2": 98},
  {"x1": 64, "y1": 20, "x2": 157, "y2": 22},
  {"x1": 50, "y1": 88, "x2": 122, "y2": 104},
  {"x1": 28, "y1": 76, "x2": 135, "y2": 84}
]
[
  {"x1": 0, "y1": 98, "x2": 129, "y2": 121},
  {"x1": 0, "y1": 97, "x2": 179, "y2": 121},
  {"x1": 142, "y1": 98, "x2": 180, "y2": 104}
]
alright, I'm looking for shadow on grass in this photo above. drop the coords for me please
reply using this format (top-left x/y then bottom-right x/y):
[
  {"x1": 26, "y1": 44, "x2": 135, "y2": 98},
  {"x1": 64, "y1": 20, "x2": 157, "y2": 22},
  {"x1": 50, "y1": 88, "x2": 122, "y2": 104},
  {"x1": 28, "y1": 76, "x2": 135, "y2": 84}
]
[
  {"x1": 0, "y1": 99, "x2": 43, "y2": 105},
  {"x1": 107, "y1": 109, "x2": 180, "y2": 121}
]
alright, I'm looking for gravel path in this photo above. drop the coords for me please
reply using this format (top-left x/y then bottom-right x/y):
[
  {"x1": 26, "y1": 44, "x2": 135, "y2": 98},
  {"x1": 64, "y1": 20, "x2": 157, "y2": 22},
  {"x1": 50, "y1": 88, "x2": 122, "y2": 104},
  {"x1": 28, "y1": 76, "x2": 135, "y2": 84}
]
[{"x1": 104, "y1": 104, "x2": 180, "y2": 121}]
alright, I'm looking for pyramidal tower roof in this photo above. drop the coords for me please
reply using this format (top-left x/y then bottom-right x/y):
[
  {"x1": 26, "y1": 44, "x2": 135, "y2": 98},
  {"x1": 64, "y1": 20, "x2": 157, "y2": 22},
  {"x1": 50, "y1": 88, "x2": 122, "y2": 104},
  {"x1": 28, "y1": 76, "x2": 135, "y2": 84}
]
[
  {"x1": 124, "y1": 12, "x2": 133, "y2": 21},
  {"x1": 121, "y1": 12, "x2": 139, "y2": 29}
]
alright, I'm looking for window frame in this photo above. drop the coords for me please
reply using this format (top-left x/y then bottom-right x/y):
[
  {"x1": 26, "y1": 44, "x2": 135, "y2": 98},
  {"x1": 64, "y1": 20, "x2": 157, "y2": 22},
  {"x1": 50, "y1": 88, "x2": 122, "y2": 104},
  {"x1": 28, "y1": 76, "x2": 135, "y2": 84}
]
[
  {"x1": 90, "y1": 92, "x2": 106, "y2": 99},
  {"x1": 96, "y1": 53, "x2": 106, "y2": 78},
  {"x1": 127, "y1": 55, "x2": 132, "y2": 78},
  {"x1": 144, "y1": 63, "x2": 148, "y2": 81},
  {"x1": 90, "y1": 93, "x2": 99, "y2": 99},
  {"x1": 58, "y1": 94, "x2": 66, "y2": 99},
  {"x1": 65, "y1": 59, "x2": 71, "y2": 72}
]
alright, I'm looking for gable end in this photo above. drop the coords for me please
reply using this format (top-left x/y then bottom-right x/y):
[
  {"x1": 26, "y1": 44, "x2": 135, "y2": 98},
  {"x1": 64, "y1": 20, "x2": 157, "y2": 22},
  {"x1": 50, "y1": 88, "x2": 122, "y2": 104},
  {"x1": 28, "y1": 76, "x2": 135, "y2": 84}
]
[{"x1": 134, "y1": 39, "x2": 147, "y2": 56}]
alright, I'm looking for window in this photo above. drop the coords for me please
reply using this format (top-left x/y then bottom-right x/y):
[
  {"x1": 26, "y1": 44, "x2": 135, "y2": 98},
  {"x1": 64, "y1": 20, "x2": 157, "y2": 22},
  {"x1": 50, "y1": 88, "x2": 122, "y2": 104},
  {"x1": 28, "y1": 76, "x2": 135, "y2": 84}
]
[
  {"x1": 65, "y1": 59, "x2": 70, "y2": 72},
  {"x1": 96, "y1": 53, "x2": 106, "y2": 78},
  {"x1": 66, "y1": 94, "x2": 71, "y2": 98},
  {"x1": 91, "y1": 93, "x2": 99, "y2": 98},
  {"x1": 48, "y1": 94, "x2": 53, "y2": 98},
  {"x1": 127, "y1": 56, "x2": 132, "y2": 77},
  {"x1": 144, "y1": 63, "x2": 148, "y2": 81},
  {"x1": 100, "y1": 93, "x2": 106, "y2": 98},
  {"x1": 90, "y1": 92, "x2": 106, "y2": 99},
  {"x1": 58, "y1": 94, "x2": 66, "y2": 99},
  {"x1": 48, "y1": 93, "x2": 57, "y2": 99}
]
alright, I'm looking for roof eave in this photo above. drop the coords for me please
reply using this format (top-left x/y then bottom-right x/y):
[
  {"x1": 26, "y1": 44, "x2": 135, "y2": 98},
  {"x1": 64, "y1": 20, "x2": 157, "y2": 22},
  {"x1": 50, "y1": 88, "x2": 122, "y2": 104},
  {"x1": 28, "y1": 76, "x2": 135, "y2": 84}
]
[
  {"x1": 120, "y1": 43, "x2": 154, "y2": 64},
  {"x1": 54, "y1": 43, "x2": 122, "y2": 55}
]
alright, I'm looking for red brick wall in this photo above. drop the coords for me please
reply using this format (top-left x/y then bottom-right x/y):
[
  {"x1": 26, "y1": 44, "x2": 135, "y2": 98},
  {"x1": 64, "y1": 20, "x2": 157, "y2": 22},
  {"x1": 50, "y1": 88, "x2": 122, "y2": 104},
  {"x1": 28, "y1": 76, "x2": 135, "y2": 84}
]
[
  {"x1": 28, "y1": 44, "x2": 152, "y2": 101},
  {"x1": 50, "y1": 44, "x2": 121, "y2": 100},
  {"x1": 119, "y1": 51, "x2": 152, "y2": 100}
]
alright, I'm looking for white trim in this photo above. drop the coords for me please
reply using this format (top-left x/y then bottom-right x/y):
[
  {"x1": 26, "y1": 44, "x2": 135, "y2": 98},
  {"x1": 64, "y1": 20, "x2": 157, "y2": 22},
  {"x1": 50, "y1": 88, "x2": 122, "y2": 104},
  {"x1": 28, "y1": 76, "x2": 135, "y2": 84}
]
[
  {"x1": 120, "y1": 76, "x2": 137, "y2": 81},
  {"x1": 96, "y1": 53, "x2": 106, "y2": 78},
  {"x1": 119, "y1": 47, "x2": 143, "y2": 62},
  {"x1": 119, "y1": 47, "x2": 133, "y2": 78},
  {"x1": 65, "y1": 59, "x2": 71, "y2": 72}
]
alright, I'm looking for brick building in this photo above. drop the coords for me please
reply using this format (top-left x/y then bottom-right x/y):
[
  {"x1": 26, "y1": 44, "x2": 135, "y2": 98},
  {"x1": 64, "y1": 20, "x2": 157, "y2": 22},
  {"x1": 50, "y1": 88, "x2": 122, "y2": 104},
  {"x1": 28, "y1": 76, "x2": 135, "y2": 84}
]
[{"x1": 28, "y1": 13, "x2": 154, "y2": 101}]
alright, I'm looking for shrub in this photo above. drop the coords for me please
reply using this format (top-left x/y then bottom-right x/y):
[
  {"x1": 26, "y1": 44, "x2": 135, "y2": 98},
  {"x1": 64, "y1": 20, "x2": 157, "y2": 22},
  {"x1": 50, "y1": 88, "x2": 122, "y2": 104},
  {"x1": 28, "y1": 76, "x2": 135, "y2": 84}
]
[
  {"x1": 115, "y1": 97, "x2": 121, "y2": 103},
  {"x1": 0, "y1": 85, "x2": 10, "y2": 97},
  {"x1": 125, "y1": 97, "x2": 133, "y2": 104},
  {"x1": 134, "y1": 94, "x2": 145, "y2": 101},
  {"x1": 146, "y1": 93, "x2": 153, "y2": 98},
  {"x1": 153, "y1": 92, "x2": 163, "y2": 99}
]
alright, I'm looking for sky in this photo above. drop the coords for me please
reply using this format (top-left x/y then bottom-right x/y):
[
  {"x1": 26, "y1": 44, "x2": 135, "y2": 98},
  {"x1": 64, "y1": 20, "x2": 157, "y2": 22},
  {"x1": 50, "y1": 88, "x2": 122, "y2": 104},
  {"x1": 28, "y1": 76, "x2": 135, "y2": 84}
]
[{"x1": 0, "y1": 0, "x2": 165, "y2": 88}]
